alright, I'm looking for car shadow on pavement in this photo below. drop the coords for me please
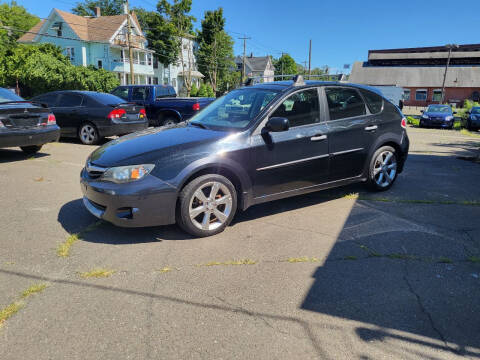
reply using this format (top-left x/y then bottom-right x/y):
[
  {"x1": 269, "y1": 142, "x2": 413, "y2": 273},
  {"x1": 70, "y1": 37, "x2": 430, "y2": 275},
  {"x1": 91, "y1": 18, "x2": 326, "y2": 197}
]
[{"x1": 0, "y1": 148, "x2": 49, "y2": 163}]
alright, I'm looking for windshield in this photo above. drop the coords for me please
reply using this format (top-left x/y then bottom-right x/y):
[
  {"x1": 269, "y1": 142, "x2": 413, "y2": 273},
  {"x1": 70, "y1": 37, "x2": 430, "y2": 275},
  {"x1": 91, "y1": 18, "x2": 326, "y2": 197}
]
[
  {"x1": 471, "y1": 107, "x2": 480, "y2": 114},
  {"x1": 90, "y1": 93, "x2": 126, "y2": 106},
  {"x1": 427, "y1": 105, "x2": 451, "y2": 113},
  {"x1": 0, "y1": 88, "x2": 24, "y2": 102},
  {"x1": 189, "y1": 88, "x2": 280, "y2": 130}
]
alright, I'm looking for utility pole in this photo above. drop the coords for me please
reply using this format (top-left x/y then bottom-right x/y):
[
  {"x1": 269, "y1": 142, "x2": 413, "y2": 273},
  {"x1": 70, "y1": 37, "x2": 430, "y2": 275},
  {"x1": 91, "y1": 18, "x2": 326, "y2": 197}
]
[
  {"x1": 238, "y1": 36, "x2": 251, "y2": 82},
  {"x1": 280, "y1": 52, "x2": 284, "y2": 80},
  {"x1": 441, "y1": 43, "x2": 459, "y2": 104},
  {"x1": 302, "y1": 61, "x2": 308, "y2": 75},
  {"x1": 125, "y1": 0, "x2": 135, "y2": 84},
  {"x1": 308, "y1": 39, "x2": 312, "y2": 80}
]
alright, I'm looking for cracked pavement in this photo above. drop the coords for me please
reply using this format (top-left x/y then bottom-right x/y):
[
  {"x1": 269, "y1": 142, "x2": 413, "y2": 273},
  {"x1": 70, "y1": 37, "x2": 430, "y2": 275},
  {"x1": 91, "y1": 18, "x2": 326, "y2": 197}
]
[{"x1": 0, "y1": 126, "x2": 479, "y2": 359}]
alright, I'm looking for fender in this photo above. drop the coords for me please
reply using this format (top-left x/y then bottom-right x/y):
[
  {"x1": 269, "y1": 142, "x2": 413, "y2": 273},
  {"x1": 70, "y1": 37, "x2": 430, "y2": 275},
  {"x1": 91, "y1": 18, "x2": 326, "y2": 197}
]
[
  {"x1": 362, "y1": 131, "x2": 404, "y2": 176},
  {"x1": 157, "y1": 108, "x2": 183, "y2": 122},
  {"x1": 174, "y1": 155, "x2": 253, "y2": 210}
]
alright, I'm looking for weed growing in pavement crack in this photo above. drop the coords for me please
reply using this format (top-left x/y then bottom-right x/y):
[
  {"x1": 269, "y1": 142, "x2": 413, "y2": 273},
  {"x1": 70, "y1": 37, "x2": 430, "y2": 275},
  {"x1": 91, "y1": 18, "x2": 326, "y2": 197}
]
[
  {"x1": 199, "y1": 259, "x2": 257, "y2": 267},
  {"x1": 57, "y1": 220, "x2": 103, "y2": 257},
  {"x1": 343, "y1": 256, "x2": 358, "y2": 260},
  {"x1": 0, "y1": 283, "x2": 48, "y2": 329},
  {"x1": 285, "y1": 257, "x2": 321, "y2": 263},
  {"x1": 79, "y1": 268, "x2": 115, "y2": 279},
  {"x1": 467, "y1": 256, "x2": 480, "y2": 264}
]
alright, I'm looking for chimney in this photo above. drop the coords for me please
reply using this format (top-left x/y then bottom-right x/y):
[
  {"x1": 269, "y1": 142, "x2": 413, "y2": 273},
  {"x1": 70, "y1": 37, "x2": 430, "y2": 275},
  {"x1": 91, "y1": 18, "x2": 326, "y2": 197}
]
[{"x1": 95, "y1": 7, "x2": 101, "y2": 17}]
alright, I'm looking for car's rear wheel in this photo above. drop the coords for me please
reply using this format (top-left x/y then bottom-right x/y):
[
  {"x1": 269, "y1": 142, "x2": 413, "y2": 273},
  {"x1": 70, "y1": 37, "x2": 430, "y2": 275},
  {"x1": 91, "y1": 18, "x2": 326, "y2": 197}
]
[
  {"x1": 20, "y1": 145, "x2": 42, "y2": 155},
  {"x1": 177, "y1": 174, "x2": 237, "y2": 237},
  {"x1": 367, "y1": 146, "x2": 398, "y2": 191},
  {"x1": 162, "y1": 116, "x2": 177, "y2": 126},
  {"x1": 79, "y1": 123, "x2": 100, "y2": 145}
]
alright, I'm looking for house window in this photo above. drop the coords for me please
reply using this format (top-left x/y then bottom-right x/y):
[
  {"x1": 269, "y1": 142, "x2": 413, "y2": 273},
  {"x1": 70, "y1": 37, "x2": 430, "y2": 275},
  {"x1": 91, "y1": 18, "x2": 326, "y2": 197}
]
[
  {"x1": 153, "y1": 77, "x2": 159, "y2": 85},
  {"x1": 147, "y1": 54, "x2": 152, "y2": 66},
  {"x1": 51, "y1": 22, "x2": 62, "y2": 37},
  {"x1": 415, "y1": 90, "x2": 427, "y2": 101},
  {"x1": 97, "y1": 60, "x2": 103, "y2": 69},
  {"x1": 65, "y1": 47, "x2": 75, "y2": 62},
  {"x1": 432, "y1": 89, "x2": 443, "y2": 102},
  {"x1": 163, "y1": 77, "x2": 169, "y2": 85},
  {"x1": 403, "y1": 89, "x2": 411, "y2": 101}
]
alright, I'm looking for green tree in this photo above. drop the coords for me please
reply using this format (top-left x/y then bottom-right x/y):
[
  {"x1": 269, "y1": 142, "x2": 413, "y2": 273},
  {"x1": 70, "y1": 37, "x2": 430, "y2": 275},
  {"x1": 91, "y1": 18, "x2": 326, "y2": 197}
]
[
  {"x1": 273, "y1": 54, "x2": 297, "y2": 79},
  {"x1": 206, "y1": 83, "x2": 215, "y2": 98},
  {"x1": 196, "y1": 8, "x2": 234, "y2": 93},
  {"x1": 0, "y1": 1, "x2": 39, "y2": 51},
  {"x1": 217, "y1": 70, "x2": 241, "y2": 94},
  {"x1": 197, "y1": 83, "x2": 207, "y2": 97},
  {"x1": 72, "y1": 0, "x2": 124, "y2": 16},
  {"x1": 189, "y1": 83, "x2": 198, "y2": 97}
]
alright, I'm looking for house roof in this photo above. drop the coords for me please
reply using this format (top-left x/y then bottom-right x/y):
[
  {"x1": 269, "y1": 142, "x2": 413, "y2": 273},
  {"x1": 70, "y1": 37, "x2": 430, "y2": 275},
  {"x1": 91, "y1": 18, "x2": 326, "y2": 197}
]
[
  {"x1": 235, "y1": 56, "x2": 271, "y2": 72},
  {"x1": 18, "y1": 8, "x2": 144, "y2": 43},
  {"x1": 17, "y1": 20, "x2": 45, "y2": 42}
]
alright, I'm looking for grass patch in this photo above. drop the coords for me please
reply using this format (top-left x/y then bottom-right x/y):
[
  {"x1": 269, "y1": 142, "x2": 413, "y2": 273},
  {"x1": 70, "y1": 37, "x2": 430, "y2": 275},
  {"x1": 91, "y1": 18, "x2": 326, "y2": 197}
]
[
  {"x1": 21, "y1": 283, "x2": 48, "y2": 299},
  {"x1": 79, "y1": 268, "x2": 115, "y2": 279},
  {"x1": 358, "y1": 244, "x2": 382, "y2": 257},
  {"x1": 460, "y1": 129, "x2": 480, "y2": 137},
  {"x1": 344, "y1": 193, "x2": 359, "y2": 200},
  {"x1": 467, "y1": 256, "x2": 480, "y2": 264},
  {"x1": 285, "y1": 257, "x2": 320, "y2": 263},
  {"x1": 0, "y1": 302, "x2": 23, "y2": 328},
  {"x1": 200, "y1": 259, "x2": 257, "y2": 267},
  {"x1": 387, "y1": 253, "x2": 417, "y2": 260},
  {"x1": 453, "y1": 121, "x2": 462, "y2": 130},
  {"x1": 57, "y1": 220, "x2": 103, "y2": 257},
  {"x1": 437, "y1": 257, "x2": 453, "y2": 264},
  {"x1": 343, "y1": 256, "x2": 358, "y2": 260},
  {"x1": 158, "y1": 266, "x2": 172, "y2": 273},
  {"x1": 406, "y1": 116, "x2": 419, "y2": 126}
]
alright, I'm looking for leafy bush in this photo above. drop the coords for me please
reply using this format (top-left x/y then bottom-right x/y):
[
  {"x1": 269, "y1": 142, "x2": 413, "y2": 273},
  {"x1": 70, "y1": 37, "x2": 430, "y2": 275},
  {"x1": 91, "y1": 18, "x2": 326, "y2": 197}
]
[
  {"x1": 190, "y1": 83, "x2": 198, "y2": 97},
  {"x1": 406, "y1": 116, "x2": 419, "y2": 126},
  {"x1": 0, "y1": 43, "x2": 119, "y2": 98},
  {"x1": 197, "y1": 83, "x2": 208, "y2": 97},
  {"x1": 206, "y1": 83, "x2": 215, "y2": 98}
]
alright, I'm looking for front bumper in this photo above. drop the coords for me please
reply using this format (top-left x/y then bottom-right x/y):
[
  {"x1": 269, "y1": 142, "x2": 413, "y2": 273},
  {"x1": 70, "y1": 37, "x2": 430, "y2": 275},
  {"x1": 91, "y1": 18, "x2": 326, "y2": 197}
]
[
  {"x1": 0, "y1": 125, "x2": 60, "y2": 148},
  {"x1": 98, "y1": 120, "x2": 148, "y2": 138},
  {"x1": 421, "y1": 117, "x2": 454, "y2": 127},
  {"x1": 80, "y1": 168, "x2": 178, "y2": 227}
]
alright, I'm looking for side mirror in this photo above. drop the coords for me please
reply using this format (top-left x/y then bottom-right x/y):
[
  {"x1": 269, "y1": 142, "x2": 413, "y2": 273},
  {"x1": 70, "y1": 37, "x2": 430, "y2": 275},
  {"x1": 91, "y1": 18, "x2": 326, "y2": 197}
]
[{"x1": 264, "y1": 117, "x2": 289, "y2": 132}]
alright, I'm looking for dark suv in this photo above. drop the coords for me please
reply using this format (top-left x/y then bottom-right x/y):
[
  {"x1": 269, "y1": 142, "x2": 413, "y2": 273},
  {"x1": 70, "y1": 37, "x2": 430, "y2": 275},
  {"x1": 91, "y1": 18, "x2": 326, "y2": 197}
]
[{"x1": 81, "y1": 77, "x2": 409, "y2": 237}]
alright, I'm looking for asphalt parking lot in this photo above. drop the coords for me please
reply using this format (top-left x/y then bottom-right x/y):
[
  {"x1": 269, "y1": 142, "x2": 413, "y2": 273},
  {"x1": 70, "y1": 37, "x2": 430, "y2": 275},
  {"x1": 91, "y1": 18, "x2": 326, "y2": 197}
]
[{"x1": 1, "y1": 126, "x2": 480, "y2": 359}]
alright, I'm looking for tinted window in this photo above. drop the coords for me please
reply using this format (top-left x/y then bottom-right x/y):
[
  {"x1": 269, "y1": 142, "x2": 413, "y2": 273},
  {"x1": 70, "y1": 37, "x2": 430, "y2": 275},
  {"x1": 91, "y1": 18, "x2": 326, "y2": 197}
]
[
  {"x1": 155, "y1": 86, "x2": 170, "y2": 98},
  {"x1": 325, "y1": 88, "x2": 366, "y2": 120},
  {"x1": 427, "y1": 105, "x2": 451, "y2": 113},
  {"x1": 58, "y1": 94, "x2": 83, "y2": 107},
  {"x1": 0, "y1": 88, "x2": 23, "y2": 102},
  {"x1": 132, "y1": 87, "x2": 149, "y2": 101},
  {"x1": 360, "y1": 89, "x2": 383, "y2": 114},
  {"x1": 415, "y1": 90, "x2": 427, "y2": 101},
  {"x1": 111, "y1": 87, "x2": 129, "y2": 100},
  {"x1": 33, "y1": 94, "x2": 58, "y2": 107},
  {"x1": 88, "y1": 93, "x2": 124, "y2": 106},
  {"x1": 271, "y1": 89, "x2": 320, "y2": 127}
]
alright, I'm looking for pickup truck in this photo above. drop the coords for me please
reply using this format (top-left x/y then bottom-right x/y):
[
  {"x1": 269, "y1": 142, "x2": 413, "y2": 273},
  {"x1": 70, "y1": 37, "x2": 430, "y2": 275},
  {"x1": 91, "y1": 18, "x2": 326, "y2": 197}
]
[{"x1": 111, "y1": 85, "x2": 215, "y2": 126}]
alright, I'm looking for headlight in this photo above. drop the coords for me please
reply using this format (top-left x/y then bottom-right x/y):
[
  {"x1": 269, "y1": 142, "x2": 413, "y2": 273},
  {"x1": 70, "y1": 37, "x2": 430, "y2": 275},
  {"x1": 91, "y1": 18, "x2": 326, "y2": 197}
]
[
  {"x1": 101, "y1": 164, "x2": 155, "y2": 183},
  {"x1": 445, "y1": 116, "x2": 454, "y2": 121},
  {"x1": 422, "y1": 114, "x2": 429, "y2": 119}
]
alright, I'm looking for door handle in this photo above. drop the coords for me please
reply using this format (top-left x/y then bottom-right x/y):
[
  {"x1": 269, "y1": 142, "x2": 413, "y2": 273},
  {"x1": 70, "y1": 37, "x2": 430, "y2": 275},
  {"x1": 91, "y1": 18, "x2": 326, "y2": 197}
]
[
  {"x1": 311, "y1": 134, "x2": 327, "y2": 141},
  {"x1": 365, "y1": 125, "x2": 378, "y2": 131}
]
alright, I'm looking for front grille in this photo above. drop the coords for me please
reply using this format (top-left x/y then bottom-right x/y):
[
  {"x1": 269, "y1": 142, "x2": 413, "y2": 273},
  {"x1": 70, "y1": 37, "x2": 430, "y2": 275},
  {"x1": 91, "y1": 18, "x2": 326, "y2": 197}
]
[{"x1": 86, "y1": 162, "x2": 106, "y2": 179}]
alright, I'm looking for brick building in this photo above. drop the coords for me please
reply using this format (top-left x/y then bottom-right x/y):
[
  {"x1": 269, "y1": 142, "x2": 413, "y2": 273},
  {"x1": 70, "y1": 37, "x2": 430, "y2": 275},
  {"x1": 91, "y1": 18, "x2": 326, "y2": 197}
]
[{"x1": 349, "y1": 44, "x2": 480, "y2": 107}]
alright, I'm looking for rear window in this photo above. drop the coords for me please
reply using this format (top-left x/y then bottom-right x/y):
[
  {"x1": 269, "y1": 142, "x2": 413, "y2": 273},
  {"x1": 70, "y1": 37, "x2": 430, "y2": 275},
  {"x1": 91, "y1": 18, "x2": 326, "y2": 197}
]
[
  {"x1": 0, "y1": 88, "x2": 23, "y2": 102},
  {"x1": 132, "y1": 87, "x2": 149, "y2": 101},
  {"x1": 58, "y1": 94, "x2": 83, "y2": 107},
  {"x1": 88, "y1": 93, "x2": 125, "y2": 106},
  {"x1": 111, "y1": 87, "x2": 129, "y2": 100},
  {"x1": 155, "y1": 86, "x2": 175, "y2": 98},
  {"x1": 360, "y1": 89, "x2": 383, "y2": 114},
  {"x1": 32, "y1": 93, "x2": 58, "y2": 107}
]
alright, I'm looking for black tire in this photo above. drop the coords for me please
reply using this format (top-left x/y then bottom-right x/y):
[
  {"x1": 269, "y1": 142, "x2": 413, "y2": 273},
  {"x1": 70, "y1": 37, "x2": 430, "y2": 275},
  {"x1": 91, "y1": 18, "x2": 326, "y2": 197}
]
[
  {"x1": 418, "y1": 120, "x2": 423, "y2": 128},
  {"x1": 367, "y1": 145, "x2": 398, "y2": 192},
  {"x1": 78, "y1": 123, "x2": 100, "y2": 145},
  {"x1": 20, "y1": 145, "x2": 42, "y2": 155},
  {"x1": 161, "y1": 116, "x2": 178, "y2": 126},
  {"x1": 467, "y1": 121, "x2": 473, "y2": 131},
  {"x1": 176, "y1": 174, "x2": 237, "y2": 237}
]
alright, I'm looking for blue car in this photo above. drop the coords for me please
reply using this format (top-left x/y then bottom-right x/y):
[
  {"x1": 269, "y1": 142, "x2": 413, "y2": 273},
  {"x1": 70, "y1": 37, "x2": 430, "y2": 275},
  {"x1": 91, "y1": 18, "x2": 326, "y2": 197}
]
[
  {"x1": 419, "y1": 104, "x2": 456, "y2": 129},
  {"x1": 464, "y1": 106, "x2": 480, "y2": 131}
]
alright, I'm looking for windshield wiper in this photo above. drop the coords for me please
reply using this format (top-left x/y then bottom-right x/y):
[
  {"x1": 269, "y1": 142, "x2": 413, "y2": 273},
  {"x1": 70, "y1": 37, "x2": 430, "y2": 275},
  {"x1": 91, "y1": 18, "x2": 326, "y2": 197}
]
[{"x1": 189, "y1": 122, "x2": 208, "y2": 129}]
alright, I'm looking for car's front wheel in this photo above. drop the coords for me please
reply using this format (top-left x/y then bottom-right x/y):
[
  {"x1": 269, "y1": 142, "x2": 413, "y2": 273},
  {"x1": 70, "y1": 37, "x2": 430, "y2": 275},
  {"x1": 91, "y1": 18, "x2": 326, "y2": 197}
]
[
  {"x1": 367, "y1": 146, "x2": 398, "y2": 191},
  {"x1": 20, "y1": 145, "x2": 42, "y2": 155},
  {"x1": 177, "y1": 174, "x2": 237, "y2": 237}
]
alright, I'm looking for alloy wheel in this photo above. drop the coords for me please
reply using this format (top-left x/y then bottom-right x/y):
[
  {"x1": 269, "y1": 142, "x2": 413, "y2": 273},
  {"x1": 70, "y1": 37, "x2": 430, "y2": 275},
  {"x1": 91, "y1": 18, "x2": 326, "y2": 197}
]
[
  {"x1": 373, "y1": 150, "x2": 397, "y2": 188},
  {"x1": 80, "y1": 124, "x2": 97, "y2": 144},
  {"x1": 188, "y1": 181, "x2": 233, "y2": 231}
]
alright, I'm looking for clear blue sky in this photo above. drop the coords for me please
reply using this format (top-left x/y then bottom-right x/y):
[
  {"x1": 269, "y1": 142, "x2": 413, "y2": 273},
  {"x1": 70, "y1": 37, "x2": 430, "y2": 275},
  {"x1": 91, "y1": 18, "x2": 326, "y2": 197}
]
[{"x1": 17, "y1": 0, "x2": 480, "y2": 73}]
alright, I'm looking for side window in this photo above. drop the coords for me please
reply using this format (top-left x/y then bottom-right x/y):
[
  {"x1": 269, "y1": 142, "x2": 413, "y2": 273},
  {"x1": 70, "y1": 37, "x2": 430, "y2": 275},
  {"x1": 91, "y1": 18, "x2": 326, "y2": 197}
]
[
  {"x1": 325, "y1": 88, "x2": 366, "y2": 120},
  {"x1": 271, "y1": 89, "x2": 320, "y2": 127},
  {"x1": 155, "y1": 86, "x2": 169, "y2": 98},
  {"x1": 131, "y1": 87, "x2": 149, "y2": 101},
  {"x1": 34, "y1": 94, "x2": 58, "y2": 107},
  {"x1": 360, "y1": 89, "x2": 383, "y2": 114},
  {"x1": 57, "y1": 94, "x2": 83, "y2": 107},
  {"x1": 111, "y1": 87, "x2": 129, "y2": 100}
]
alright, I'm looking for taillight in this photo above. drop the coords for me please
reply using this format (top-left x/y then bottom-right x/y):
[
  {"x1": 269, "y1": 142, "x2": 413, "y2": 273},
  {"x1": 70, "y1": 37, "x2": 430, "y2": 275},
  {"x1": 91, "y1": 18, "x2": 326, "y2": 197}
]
[
  {"x1": 139, "y1": 108, "x2": 146, "y2": 118},
  {"x1": 192, "y1": 103, "x2": 200, "y2": 111},
  {"x1": 47, "y1": 114, "x2": 56, "y2": 125},
  {"x1": 108, "y1": 108, "x2": 126, "y2": 120},
  {"x1": 41, "y1": 114, "x2": 56, "y2": 126},
  {"x1": 401, "y1": 117, "x2": 407, "y2": 129}
]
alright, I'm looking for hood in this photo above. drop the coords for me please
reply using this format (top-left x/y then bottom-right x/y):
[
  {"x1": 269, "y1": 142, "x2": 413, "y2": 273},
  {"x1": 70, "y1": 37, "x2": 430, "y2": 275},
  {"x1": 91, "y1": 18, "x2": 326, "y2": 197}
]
[
  {"x1": 89, "y1": 123, "x2": 228, "y2": 167},
  {"x1": 424, "y1": 112, "x2": 452, "y2": 117}
]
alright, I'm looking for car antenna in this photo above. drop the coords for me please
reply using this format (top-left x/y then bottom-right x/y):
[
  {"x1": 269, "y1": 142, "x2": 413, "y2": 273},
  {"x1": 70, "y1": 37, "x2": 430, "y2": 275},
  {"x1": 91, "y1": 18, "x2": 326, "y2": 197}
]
[{"x1": 292, "y1": 74, "x2": 305, "y2": 86}]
